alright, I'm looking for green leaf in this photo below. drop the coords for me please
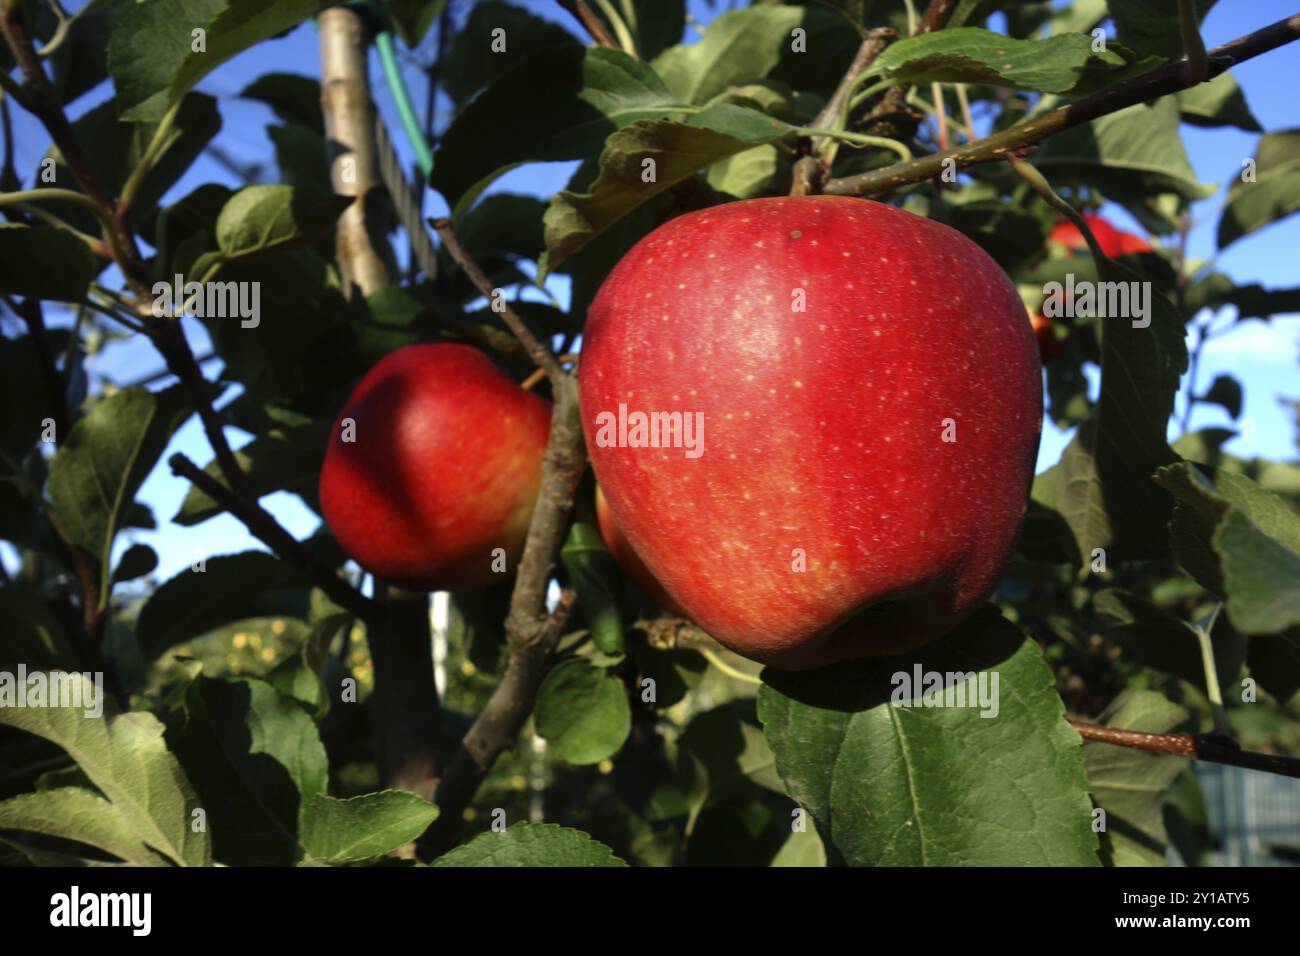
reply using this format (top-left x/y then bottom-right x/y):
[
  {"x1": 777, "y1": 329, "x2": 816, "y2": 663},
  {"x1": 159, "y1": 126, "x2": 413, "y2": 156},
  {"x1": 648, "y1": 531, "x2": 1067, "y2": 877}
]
[
  {"x1": 214, "y1": 184, "x2": 353, "y2": 264},
  {"x1": 432, "y1": 822, "x2": 627, "y2": 867},
  {"x1": 1093, "y1": 589, "x2": 1244, "y2": 694},
  {"x1": 47, "y1": 385, "x2": 192, "y2": 607},
  {"x1": 111, "y1": 543, "x2": 158, "y2": 585},
  {"x1": 1108, "y1": 0, "x2": 1217, "y2": 61},
  {"x1": 624, "y1": 0, "x2": 686, "y2": 61},
  {"x1": 871, "y1": 27, "x2": 1128, "y2": 94},
  {"x1": 1206, "y1": 283, "x2": 1300, "y2": 322},
  {"x1": 1214, "y1": 511, "x2": 1300, "y2": 635},
  {"x1": 534, "y1": 658, "x2": 631, "y2": 765},
  {"x1": 561, "y1": 520, "x2": 624, "y2": 655},
  {"x1": 441, "y1": 1, "x2": 577, "y2": 104},
  {"x1": 240, "y1": 72, "x2": 324, "y2": 133},
  {"x1": 0, "y1": 673, "x2": 211, "y2": 866},
  {"x1": 541, "y1": 105, "x2": 791, "y2": 275},
  {"x1": 1084, "y1": 689, "x2": 1189, "y2": 866},
  {"x1": 108, "y1": 0, "x2": 324, "y2": 122},
  {"x1": 1218, "y1": 131, "x2": 1300, "y2": 249},
  {"x1": 387, "y1": 0, "x2": 448, "y2": 48},
  {"x1": 265, "y1": 612, "x2": 351, "y2": 718},
  {"x1": 0, "y1": 225, "x2": 95, "y2": 301},
  {"x1": 174, "y1": 675, "x2": 328, "y2": 866},
  {"x1": 40, "y1": 93, "x2": 222, "y2": 234},
  {"x1": 0, "y1": 589, "x2": 80, "y2": 671},
  {"x1": 301, "y1": 791, "x2": 439, "y2": 863},
  {"x1": 1033, "y1": 97, "x2": 1216, "y2": 205},
  {"x1": 651, "y1": 5, "x2": 837, "y2": 105},
  {"x1": 706, "y1": 144, "x2": 781, "y2": 199},
  {"x1": 1055, "y1": 254, "x2": 1187, "y2": 562},
  {"x1": 432, "y1": 45, "x2": 680, "y2": 209},
  {"x1": 0, "y1": 787, "x2": 168, "y2": 866},
  {"x1": 1176, "y1": 72, "x2": 1261, "y2": 132},
  {"x1": 1197, "y1": 374, "x2": 1242, "y2": 419},
  {"x1": 678, "y1": 704, "x2": 783, "y2": 832},
  {"x1": 770, "y1": 824, "x2": 827, "y2": 867},
  {"x1": 757, "y1": 605, "x2": 1099, "y2": 866},
  {"x1": 135, "y1": 552, "x2": 312, "y2": 662},
  {"x1": 1154, "y1": 463, "x2": 1300, "y2": 636}
]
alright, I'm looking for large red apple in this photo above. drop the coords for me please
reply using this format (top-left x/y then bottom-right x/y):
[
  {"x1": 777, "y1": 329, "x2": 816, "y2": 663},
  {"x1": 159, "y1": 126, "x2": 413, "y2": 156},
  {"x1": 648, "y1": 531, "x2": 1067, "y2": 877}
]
[
  {"x1": 319, "y1": 343, "x2": 551, "y2": 591},
  {"x1": 1050, "y1": 212, "x2": 1151, "y2": 257},
  {"x1": 580, "y1": 196, "x2": 1042, "y2": 669}
]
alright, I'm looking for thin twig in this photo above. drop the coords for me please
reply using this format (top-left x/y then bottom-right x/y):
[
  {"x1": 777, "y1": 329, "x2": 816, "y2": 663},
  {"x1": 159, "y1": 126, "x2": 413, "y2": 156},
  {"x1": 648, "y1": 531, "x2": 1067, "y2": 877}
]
[
  {"x1": 432, "y1": 217, "x2": 565, "y2": 384},
  {"x1": 1070, "y1": 719, "x2": 1300, "y2": 780},
  {"x1": 168, "y1": 453, "x2": 383, "y2": 623},
  {"x1": 806, "y1": 26, "x2": 897, "y2": 181},
  {"x1": 826, "y1": 13, "x2": 1300, "y2": 197},
  {"x1": 556, "y1": 0, "x2": 619, "y2": 49}
]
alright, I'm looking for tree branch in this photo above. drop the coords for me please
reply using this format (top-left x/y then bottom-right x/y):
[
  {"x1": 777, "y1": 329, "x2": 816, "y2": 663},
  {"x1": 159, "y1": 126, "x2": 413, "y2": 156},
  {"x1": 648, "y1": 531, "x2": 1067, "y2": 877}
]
[
  {"x1": 168, "y1": 453, "x2": 382, "y2": 623},
  {"x1": 556, "y1": 0, "x2": 619, "y2": 49},
  {"x1": 1070, "y1": 719, "x2": 1300, "y2": 780},
  {"x1": 318, "y1": 5, "x2": 440, "y2": 815},
  {"x1": 420, "y1": 239, "x2": 588, "y2": 855},
  {"x1": 801, "y1": 25, "x2": 897, "y2": 189},
  {"x1": 859, "y1": 0, "x2": 959, "y2": 143},
  {"x1": 826, "y1": 12, "x2": 1300, "y2": 197},
  {"x1": 431, "y1": 217, "x2": 566, "y2": 384},
  {"x1": 0, "y1": 0, "x2": 150, "y2": 295}
]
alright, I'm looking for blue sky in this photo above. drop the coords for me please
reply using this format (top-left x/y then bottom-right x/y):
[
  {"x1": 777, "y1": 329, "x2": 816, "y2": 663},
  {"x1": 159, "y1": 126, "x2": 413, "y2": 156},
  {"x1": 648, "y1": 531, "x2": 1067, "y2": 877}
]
[{"x1": 3, "y1": 0, "x2": 1297, "y2": 584}]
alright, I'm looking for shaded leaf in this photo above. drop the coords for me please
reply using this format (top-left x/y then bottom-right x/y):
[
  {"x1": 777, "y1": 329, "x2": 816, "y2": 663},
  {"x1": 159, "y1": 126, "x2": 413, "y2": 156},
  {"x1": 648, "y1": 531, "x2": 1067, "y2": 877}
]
[
  {"x1": 541, "y1": 105, "x2": 790, "y2": 274},
  {"x1": 47, "y1": 385, "x2": 192, "y2": 608},
  {"x1": 1084, "y1": 689, "x2": 1189, "y2": 866},
  {"x1": 432, "y1": 821, "x2": 627, "y2": 867},
  {"x1": 0, "y1": 225, "x2": 95, "y2": 301},
  {"x1": 757, "y1": 605, "x2": 1099, "y2": 866},
  {"x1": 432, "y1": 45, "x2": 679, "y2": 209},
  {"x1": 108, "y1": 0, "x2": 324, "y2": 122},
  {"x1": 135, "y1": 552, "x2": 312, "y2": 662},
  {"x1": 1176, "y1": 72, "x2": 1261, "y2": 132},
  {"x1": 175, "y1": 675, "x2": 328, "y2": 866}
]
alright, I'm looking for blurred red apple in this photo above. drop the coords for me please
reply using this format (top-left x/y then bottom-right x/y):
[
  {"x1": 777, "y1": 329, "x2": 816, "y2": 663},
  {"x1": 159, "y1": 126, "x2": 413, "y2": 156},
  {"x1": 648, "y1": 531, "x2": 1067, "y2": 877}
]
[
  {"x1": 319, "y1": 343, "x2": 551, "y2": 591},
  {"x1": 1028, "y1": 306, "x2": 1065, "y2": 363},
  {"x1": 580, "y1": 196, "x2": 1042, "y2": 669},
  {"x1": 1049, "y1": 212, "x2": 1151, "y2": 258}
]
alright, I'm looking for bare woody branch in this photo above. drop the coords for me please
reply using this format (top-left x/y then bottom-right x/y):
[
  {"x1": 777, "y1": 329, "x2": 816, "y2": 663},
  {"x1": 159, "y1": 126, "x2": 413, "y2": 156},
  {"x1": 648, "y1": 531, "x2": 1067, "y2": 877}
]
[
  {"x1": 859, "y1": 0, "x2": 960, "y2": 139},
  {"x1": 422, "y1": 226, "x2": 588, "y2": 854},
  {"x1": 1070, "y1": 719, "x2": 1300, "y2": 780},
  {"x1": 826, "y1": 12, "x2": 1300, "y2": 197},
  {"x1": 169, "y1": 453, "x2": 383, "y2": 623},
  {"x1": 432, "y1": 218, "x2": 567, "y2": 384}
]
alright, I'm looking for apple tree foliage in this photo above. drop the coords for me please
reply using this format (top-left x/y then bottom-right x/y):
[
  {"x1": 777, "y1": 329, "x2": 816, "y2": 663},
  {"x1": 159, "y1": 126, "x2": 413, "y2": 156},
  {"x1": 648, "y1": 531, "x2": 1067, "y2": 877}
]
[{"x1": 1, "y1": 0, "x2": 1299, "y2": 867}]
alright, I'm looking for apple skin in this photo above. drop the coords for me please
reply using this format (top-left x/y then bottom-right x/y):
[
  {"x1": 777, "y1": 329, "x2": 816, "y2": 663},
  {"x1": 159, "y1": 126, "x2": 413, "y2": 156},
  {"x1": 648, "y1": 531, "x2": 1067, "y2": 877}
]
[
  {"x1": 580, "y1": 196, "x2": 1042, "y2": 669},
  {"x1": 319, "y1": 343, "x2": 551, "y2": 592},
  {"x1": 1050, "y1": 212, "x2": 1151, "y2": 257},
  {"x1": 595, "y1": 485, "x2": 689, "y2": 617}
]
